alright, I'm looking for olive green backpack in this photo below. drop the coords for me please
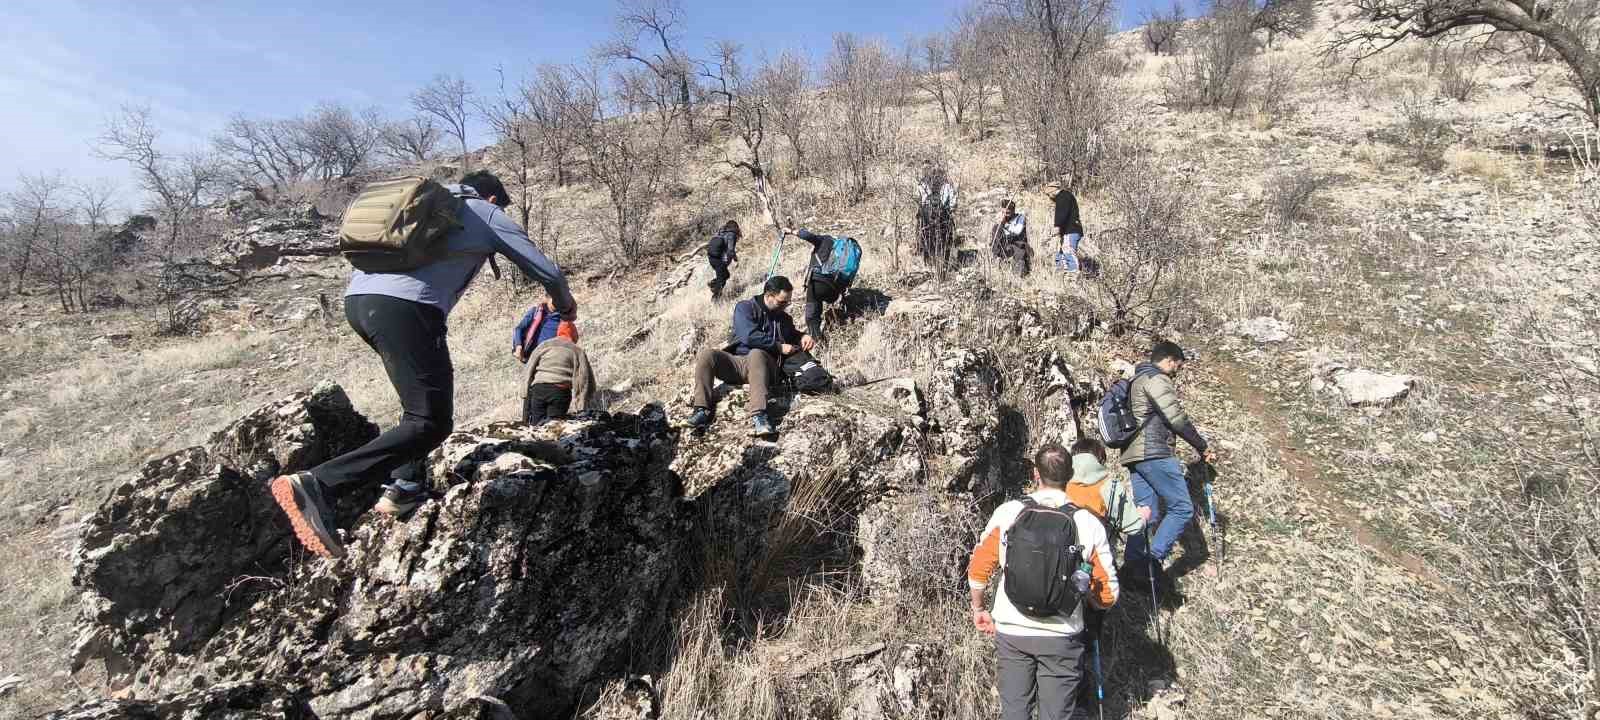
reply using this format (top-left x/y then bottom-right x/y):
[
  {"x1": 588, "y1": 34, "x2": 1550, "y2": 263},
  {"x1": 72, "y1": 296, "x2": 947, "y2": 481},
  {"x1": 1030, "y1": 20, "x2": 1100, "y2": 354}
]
[{"x1": 337, "y1": 176, "x2": 463, "y2": 272}]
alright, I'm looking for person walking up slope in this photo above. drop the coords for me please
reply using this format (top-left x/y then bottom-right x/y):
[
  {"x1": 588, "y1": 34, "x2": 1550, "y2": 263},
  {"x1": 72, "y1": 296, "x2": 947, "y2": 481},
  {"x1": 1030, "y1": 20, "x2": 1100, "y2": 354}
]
[
  {"x1": 706, "y1": 220, "x2": 740, "y2": 298},
  {"x1": 1120, "y1": 341, "x2": 1216, "y2": 591},
  {"x1": 969, "y1": 443, "x2": 1120, "y2": 720}
]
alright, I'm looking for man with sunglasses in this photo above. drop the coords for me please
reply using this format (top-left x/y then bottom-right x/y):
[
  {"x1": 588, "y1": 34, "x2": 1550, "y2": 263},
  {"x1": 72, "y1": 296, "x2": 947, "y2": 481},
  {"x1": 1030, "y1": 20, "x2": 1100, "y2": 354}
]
[
  {"x1": 269, "y1": 170, "x2": 576, "y2": 559},
  {"x1": 687, "y1": 275, "x2": 814, "y2": 437}
]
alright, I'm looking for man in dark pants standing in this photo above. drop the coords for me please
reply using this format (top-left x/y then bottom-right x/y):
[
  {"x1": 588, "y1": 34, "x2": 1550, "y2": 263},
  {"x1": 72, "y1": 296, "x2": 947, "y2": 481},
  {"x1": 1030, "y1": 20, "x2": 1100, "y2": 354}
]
[
  {"x1": 269, "y1": 171, "x2": 576, "y2": 558},
  {"x1": 706, "y1": 220, "x2": 740, "y2": 299},
  {"x1": 781, "y1": 226, "x2": 850, "y2": 343}
]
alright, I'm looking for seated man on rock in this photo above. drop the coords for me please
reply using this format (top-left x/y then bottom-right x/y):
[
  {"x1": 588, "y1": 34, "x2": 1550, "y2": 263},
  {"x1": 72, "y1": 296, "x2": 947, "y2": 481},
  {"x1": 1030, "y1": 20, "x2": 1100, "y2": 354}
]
[{"x1": 688, "y1": 275, "x2": 815, "y2": 437}]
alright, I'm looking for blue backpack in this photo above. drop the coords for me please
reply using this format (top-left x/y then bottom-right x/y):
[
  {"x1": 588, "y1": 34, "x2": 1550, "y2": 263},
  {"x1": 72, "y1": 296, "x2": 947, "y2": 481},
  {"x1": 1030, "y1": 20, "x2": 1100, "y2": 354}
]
[
  {"x1": 815, "y1": 236, "x2": 862, "y2": 287},
  {"x1": 1098, "y1": 369, "x2": 1158, "y2": 450}
]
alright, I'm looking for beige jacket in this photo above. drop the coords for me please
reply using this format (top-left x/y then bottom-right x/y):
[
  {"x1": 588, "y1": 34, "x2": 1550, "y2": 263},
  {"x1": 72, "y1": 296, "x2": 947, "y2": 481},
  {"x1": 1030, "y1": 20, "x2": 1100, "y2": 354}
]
[{"x1": 524, "y1": 338, "x2": 597, "y2": 412}]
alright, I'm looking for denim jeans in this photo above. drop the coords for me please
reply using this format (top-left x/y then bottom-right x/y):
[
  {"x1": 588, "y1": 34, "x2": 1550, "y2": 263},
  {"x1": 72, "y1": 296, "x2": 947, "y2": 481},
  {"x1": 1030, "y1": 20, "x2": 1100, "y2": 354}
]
[
  {"x1": 1055, "y1": 233, "x2": 1082, "y2": 272},
  {"x1": 1123, "y1": 456, "x2": 1192, "y2": 564}
]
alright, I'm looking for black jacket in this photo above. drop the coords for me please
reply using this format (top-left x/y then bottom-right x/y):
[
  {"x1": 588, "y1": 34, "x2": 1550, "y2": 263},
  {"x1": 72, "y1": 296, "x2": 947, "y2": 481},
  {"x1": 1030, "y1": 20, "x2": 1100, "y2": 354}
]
[
  {"x1": 707, "y1": 229, "x2": 738, "y2": 265},
  {"x1": 1053, "y1": 190, "x2": 1084, "y2": 236},
  {"x1": 726, "y1": 294, "x2": 802, "y2": 357},
  {"x1": 797, "y1": 229, "x2": 833, "y2": 269}
]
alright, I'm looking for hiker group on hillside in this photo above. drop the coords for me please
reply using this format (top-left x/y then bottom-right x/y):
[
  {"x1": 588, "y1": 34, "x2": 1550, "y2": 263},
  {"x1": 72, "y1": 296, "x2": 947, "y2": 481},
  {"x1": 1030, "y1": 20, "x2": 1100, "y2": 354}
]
[
  {"x1": 267, "y1": 167, "x2": 1217, "y2": 720},
  {"x1": 969, "y1": 340, "x2": 1213, "y2": 720}
]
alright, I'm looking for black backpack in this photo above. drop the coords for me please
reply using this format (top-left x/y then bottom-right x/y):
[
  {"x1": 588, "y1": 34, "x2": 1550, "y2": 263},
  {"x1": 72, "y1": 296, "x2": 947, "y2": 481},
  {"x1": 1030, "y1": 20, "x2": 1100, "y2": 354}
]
[
  {"x1": 782, "y1": 350, "x2": 834, "y2": 394},
  {"x1": 1003, "y1": 499, "x2": 1088, "y2": 617}
]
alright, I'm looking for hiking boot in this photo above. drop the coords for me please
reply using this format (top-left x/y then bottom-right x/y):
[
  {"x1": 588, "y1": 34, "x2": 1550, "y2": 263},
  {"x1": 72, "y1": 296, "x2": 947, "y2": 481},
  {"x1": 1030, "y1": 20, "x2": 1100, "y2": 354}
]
[
  {"x1": 688, "y1": 407, "x2": 714, "y2": 429},
  {"x1": 750, "y1": 412, "x2": 777, "y2": 438},
  {"x1": 268, "y1": 472, "x2": 345, "y2": 558},
  {"x1": 373, "y1": 482, "x2": 429, "y2": 517}
]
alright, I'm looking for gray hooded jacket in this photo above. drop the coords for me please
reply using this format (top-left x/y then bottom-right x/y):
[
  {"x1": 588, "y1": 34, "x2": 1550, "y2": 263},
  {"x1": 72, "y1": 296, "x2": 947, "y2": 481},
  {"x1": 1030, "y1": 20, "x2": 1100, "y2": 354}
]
[{"x1": 344, "y1": 184, "x2": 575, "y2": 317}]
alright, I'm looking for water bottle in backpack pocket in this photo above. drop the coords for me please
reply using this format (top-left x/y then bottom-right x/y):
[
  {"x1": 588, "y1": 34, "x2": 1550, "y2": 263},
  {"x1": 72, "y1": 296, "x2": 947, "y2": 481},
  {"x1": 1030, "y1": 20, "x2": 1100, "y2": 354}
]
[{"x1": 1002, "y1": 499, "x2": 1087, "y2": 617}]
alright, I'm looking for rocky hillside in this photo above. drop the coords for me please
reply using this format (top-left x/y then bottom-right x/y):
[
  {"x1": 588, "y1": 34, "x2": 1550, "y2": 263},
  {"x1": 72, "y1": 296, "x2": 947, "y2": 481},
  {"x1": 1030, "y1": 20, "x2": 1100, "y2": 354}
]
[{"x1": 2, "y1": 9, "x2": 1598, "y2": 720}]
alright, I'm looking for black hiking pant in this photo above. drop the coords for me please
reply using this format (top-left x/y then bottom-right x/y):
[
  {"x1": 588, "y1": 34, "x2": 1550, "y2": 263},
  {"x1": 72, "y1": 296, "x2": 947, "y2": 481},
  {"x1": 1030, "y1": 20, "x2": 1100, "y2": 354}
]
[
  {"x1": 708, "y1": 259, "x2": 731, "y2": 297},
  {"x1": 524, "y1": 382, "x2": 572, "y2": 425},
  {"x1": 310, "y1": 294, "x2": 454, "y2": 491},
  {"x1": 805, "y1": 276, "x2": 843, "y2": 341}
]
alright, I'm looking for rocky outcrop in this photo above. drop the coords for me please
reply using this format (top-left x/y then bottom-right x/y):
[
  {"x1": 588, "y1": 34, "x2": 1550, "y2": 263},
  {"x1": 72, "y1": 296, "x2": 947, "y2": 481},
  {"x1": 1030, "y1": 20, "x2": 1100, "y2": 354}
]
[
  {"x1": 70, "y1": 383, "x2": 380, "y2": 688},
  {"x1": 66, "y1": 390, "x2": 687, "y2": 719},
  {"x1": 215, "y1": 214, "x2": 339, "y2": 271}
]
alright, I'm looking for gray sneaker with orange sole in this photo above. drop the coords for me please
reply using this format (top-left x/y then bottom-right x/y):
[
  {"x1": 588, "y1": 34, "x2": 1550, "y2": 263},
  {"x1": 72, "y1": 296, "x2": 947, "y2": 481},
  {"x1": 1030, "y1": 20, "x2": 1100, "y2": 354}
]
[{"x1": 268, "y1": 472, "x2": 345, "y2": 558}]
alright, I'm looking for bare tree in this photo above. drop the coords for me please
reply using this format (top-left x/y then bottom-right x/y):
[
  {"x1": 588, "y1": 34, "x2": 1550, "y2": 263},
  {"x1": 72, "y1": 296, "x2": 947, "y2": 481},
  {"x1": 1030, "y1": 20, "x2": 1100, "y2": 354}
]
[
  {"x1": 602, "y1": 0, "x2": 699, "y2": 139},
  {"x1": 3, "y1": 173, "x2": 68, "y2": 295},
  {"x1": 378, "y1": 115, "x2": 442, "y2": 165},
  {"x1": 213, "y1": 115, "x2": 315, "y2": 193},
  {"x1": 916, "y1": 34, "x2": 964, "y2": 128},
  {"x1": 1143, "y1": 1, "x2": 1185, "y2": 54},
  {"x1": 1253, "y1": 0, "x2": 1316, "y2": 48},
  {"x1": 412, "y1": 74, "x2": 474, "y2": 167},
  {"x1": 1330, "y1": 0, "x2": 1600, "y2": 124},
  {"x1": 754, "y1": 50, "x2": 815, "y2": 176},
  {"x1": 479, "y1": 68, "x2": 539, "y2": 230},
  {"x1": 567, "y1": 62, "x2": 683, "y2": 261},
  {"x1": 97, "y1": 106, "x2": 225, "y2": 332},
  {"x1": 952, "y1": 4, "x2": 1002, "y2": 137},
  {"x1": 1090, "y1": 147, "x2": 1203, "y2": 335},
  {"x1": 1163, "y1": 0, "x2": 1260, "y2": 115},
  {"x1": 824, "y1": 33, "x2": 911, "y2": 203},
  {"x1": 300, "y1": 102, "x2": 382, "y2": 180},
  {"x1": 525, "y1": 64, "x2": 582, "y2": 186},
  {"x1": 992, "y1": 0, "x2": 1123, "y2": 184},
  {"x1": 706, "y1": 40, "x2": 791, "y2": 256}
]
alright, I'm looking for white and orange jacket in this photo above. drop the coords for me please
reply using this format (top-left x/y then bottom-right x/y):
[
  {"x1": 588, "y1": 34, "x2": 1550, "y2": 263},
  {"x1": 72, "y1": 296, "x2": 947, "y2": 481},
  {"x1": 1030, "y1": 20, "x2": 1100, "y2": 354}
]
[{"x1": 968, "y1": 488, "x2": 1119, "y2": 637}]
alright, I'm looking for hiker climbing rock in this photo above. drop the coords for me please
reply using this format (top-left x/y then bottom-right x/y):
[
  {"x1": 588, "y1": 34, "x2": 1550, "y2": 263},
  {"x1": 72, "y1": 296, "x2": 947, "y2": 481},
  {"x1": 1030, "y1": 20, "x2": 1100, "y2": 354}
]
[
  {"x1": 915, "y1": 163, "x2": 957, "y2": 268},
  {"x1": 781, "y1": 226, "x2": 861, "y2": 343},
  {"x1": 521, "y1": 320, "x2": 595, "y2": 425},
  {"x1": 270, "y1": 170, "x2": 576, "y2": 558},
  {"x1": 1115, "y1": 341, "x2": 1216, "y2": 592},
  {"x1": 968, "y1": 443, "x2": 1119, "y2": 720},
  {"x1": 1045, "y1": 178, "x2": 1084, "y2": 273},
  {"x1": 707, "y1": 220, "x2": 740, "y2": 299},
  {"x1": 990, "y1": 199, "x2": 1031, "y2": 277},
  {"x1": 688, "y1": 275, "x2": 813, "y2": 438}
]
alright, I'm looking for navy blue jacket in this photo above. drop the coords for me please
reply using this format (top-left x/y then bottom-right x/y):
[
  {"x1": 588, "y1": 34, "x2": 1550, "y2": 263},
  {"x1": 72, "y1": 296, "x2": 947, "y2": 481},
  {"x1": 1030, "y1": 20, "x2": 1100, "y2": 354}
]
[{"x1": 725, "y1": 294, "x2": 802, "y2": 357}]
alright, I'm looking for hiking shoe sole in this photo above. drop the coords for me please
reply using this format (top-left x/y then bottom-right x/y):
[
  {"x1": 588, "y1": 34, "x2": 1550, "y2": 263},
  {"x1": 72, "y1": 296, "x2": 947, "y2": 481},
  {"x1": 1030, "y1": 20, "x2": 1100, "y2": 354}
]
[
  {"x1": 372, "y1": 494, "x2": 422, "y2": 517},
  {"x1": 269, "y1": 474, "x2": 345, "y2": 559}
]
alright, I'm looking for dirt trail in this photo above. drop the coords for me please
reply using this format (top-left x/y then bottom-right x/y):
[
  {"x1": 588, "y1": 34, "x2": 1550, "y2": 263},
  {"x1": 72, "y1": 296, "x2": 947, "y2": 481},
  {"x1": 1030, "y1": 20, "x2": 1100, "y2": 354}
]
[{"x1": 1207, "y1": 356, "x2": 1456, "y2": 595}]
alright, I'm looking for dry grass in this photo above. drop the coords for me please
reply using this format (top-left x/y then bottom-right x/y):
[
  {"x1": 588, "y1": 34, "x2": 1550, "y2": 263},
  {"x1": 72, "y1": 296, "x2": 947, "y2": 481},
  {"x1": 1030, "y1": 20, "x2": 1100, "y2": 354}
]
[{"x1": 1444, "y1": 148, "x2": 1511, "y2": 187}]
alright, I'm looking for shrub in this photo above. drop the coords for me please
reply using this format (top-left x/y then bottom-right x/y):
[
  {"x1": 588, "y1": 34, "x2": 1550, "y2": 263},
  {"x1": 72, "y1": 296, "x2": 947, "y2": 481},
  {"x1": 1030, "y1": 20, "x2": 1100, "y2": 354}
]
[
  {"x1": 1265, "y1": 169, "x2": 1331, "y2": 226},
  {"x1": 1431, "y1": 46, "x2": 1481, "y2": 102},
  {"x1": 1394, "y1": 89, "x2": 1454, "y2": 169}
]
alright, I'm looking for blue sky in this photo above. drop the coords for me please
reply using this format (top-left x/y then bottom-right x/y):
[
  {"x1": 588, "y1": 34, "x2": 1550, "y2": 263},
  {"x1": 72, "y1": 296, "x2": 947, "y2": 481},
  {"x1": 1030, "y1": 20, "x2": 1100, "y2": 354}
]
[{"x1": 0, "y1": 0, "x2": 1165, "y2": 212}]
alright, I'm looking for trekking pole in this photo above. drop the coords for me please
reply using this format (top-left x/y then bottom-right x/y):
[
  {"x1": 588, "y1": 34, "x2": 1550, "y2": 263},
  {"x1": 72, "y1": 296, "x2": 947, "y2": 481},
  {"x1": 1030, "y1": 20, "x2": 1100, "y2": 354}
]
[
  {"x1": 1203, "y1": 473, "x2": 1221, "y2": 566},
  {"x1": 1091, "y1": 635, "x2": 1106, "y2": 720},
  {"x1": 1144, "y1": 526, "x2": 1162, "y2": 644},
  {"x1": 755, "y1": 173, "x2": 786, "y2": 281}
]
